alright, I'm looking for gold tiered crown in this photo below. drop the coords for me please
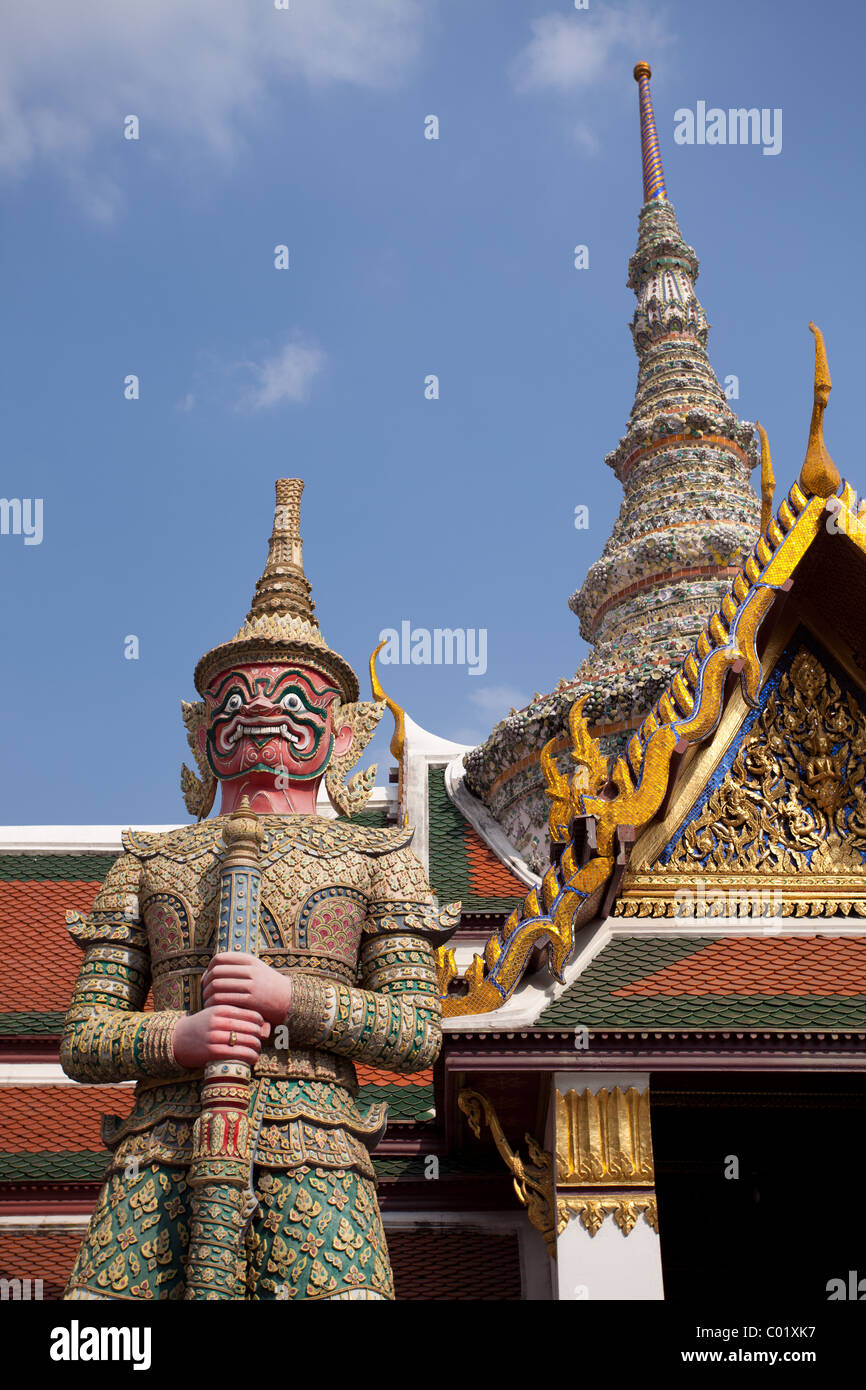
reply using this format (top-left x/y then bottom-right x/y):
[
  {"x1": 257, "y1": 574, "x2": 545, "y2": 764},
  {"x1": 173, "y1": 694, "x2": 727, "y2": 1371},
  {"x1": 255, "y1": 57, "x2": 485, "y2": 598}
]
[{"x1": 193, "y1": 479, "x2": 360, "y2": 701}]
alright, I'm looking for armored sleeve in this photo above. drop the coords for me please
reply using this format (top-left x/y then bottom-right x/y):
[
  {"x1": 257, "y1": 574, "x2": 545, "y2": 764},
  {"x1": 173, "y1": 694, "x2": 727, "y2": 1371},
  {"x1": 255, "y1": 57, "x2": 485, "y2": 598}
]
[
  {"x1": 59, "y1": 852, "x2": 187, "y2": 1084},
  {"x1": 288, "y1": 844, "x2": 459, "y2": 1071}
]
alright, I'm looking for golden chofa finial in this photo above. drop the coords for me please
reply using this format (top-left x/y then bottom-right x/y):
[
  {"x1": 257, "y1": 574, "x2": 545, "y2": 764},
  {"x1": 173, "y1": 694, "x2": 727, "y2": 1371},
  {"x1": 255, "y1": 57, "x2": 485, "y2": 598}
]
[
  {"x1": 370, "y1": 641, "x2": 406, "y2": 765},
  {"x1": 799, "y1": 322, "x2": 841, "y2": 499},
  {"x1": 633, "y1": 61, "x2": 652, "y2": 81},
  {"x1": 755, "y1": 421, "x2": 775, "y2": 532}
]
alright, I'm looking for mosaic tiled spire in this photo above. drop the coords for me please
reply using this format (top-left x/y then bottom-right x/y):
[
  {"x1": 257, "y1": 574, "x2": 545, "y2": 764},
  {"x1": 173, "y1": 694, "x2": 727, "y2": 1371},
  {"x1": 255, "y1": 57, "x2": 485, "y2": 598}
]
[
  {"x1": 463, "y1": 62, "x2": 761, "y2": 867},
  {"x1": 567, "y1": 61, "x2": 760, "y2": 732}
]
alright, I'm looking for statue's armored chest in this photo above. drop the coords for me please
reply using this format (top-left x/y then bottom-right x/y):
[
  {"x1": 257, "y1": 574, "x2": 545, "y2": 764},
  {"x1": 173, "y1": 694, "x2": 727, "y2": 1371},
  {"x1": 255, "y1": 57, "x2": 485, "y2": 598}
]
[{"x1": 134, "y1": 818, "x2": 380, "y2": 1009}]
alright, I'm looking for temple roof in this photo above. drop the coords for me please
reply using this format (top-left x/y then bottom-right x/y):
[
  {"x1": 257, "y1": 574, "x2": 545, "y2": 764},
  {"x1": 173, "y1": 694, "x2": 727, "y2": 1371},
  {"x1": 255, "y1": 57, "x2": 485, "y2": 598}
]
[
  {"x1": 0, "y1": 771, "x2": 524, "y2": 1046},
  {"x1": 0, "y1": 1219, "x2": 524, "y2": 1302},
  {"x1": 427, "y1": 768, "x2": 526, "y2": 917},
  {"x1": 535, "y1": 935, "x2": 866, "y2": 1031}
]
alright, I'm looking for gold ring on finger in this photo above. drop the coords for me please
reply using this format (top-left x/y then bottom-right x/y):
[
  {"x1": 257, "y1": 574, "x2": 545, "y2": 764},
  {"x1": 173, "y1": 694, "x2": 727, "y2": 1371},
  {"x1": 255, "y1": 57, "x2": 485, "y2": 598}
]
[{"x1": 229, "y1": 1031, "x2": 237, "y2": 1047}]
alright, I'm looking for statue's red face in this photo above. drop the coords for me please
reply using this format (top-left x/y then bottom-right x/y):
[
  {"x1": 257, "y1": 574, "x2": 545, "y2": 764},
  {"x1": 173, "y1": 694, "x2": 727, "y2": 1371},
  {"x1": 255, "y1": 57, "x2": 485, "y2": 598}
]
[{"x1": 201, "y1": 663, "x2": 348, "y2": 786}]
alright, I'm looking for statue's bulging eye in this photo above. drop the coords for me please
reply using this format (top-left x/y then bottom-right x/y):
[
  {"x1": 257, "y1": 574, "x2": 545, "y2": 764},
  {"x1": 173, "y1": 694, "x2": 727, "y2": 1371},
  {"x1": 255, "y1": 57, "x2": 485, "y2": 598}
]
[
  {"x1": 225, "y1": 692, "x2": 243, "y2": 714},
  {"x1": 282, "y1": 692, "x2": 304, "y2": 714}
]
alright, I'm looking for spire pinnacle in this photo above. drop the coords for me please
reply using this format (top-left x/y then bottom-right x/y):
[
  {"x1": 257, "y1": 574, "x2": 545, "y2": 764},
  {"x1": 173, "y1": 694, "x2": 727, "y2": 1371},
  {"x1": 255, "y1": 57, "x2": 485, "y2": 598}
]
[
  {"x1": 193, "y1": 478, "x2": 359, "y2": 701},
  {"x1": 634, "y1": 61, "x2": 667, "y2": 202},
  {"x1": 247, "y1": 478, "x2": 316, "y2": 624}
]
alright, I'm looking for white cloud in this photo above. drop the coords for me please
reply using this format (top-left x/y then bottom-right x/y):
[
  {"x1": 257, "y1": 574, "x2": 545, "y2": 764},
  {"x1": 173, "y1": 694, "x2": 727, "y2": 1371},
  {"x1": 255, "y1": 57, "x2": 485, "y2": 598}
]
[
  {"x1": 235, "y1": 338, "x2": 326, "y2": 410},
  {"x1": 512, "y1": 5, "x2": 674, "y2": 94},
  {"x1": 0, "y1": 0, "x2": 425, "y2": 181}
]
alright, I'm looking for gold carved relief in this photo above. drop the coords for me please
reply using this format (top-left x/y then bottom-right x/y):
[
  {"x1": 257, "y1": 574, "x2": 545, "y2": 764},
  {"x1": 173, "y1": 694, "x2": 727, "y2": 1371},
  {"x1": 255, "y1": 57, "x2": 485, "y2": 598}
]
[
  {"x1": 555, "y1": 1086, "x2": 654, "y2": 1187},
  {"x1": 558, "y1": 1194, "x2": 659, "y2": 1238},
  {"x1": 618, "y1": 647, "x2": 866, "y2": 917},
  {"x1": 554, "y1": 1087, "x2": 658, "y2": 1240},
  {"x1": 669, "y1": 648, "x2": 866, "y2": 875}
]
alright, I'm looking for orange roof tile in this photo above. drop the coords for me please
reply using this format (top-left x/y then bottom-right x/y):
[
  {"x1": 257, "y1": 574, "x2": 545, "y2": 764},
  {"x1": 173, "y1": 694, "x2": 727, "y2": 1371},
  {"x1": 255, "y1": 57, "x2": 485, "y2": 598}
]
[
  {"x1": 0, "y1": 1084, "x2": 133, "y2": 1153},
  {"x1": 615, "y1": 937, "x2": 866, "y2": 998},
  {"x1": 0, "y1": 1075, "x2": 430, "y2": 1157},
  {"x1": 0, "y1": 1228, "x2": 85, "y2": 1298},
  {"x1": 355, "y1": 1066, "x2": 432, "y2": 1088},
  {"x1": 0, "y1": 881, "x2": 100, "y2": 1011},
  {"x1": 0, "y1": 1223, "x2": 523, "y2": 1301},
  {"x1": 464, "y1": 829, "x2": 526, "y2": 898}
]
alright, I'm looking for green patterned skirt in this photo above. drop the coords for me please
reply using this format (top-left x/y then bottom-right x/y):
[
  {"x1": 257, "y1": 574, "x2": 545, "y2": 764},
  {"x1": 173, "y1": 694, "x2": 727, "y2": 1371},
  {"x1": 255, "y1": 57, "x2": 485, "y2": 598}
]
[{"x1": 65, "y1": 1161, "x2": 394, "y2": 1301}]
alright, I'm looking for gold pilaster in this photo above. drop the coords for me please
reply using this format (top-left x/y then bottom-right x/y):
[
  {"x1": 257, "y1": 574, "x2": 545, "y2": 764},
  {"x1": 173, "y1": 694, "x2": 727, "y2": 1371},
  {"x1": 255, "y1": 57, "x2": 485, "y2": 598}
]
[{"x1": 554, "y1": 1087, "x2": 658, "y2": 1239}]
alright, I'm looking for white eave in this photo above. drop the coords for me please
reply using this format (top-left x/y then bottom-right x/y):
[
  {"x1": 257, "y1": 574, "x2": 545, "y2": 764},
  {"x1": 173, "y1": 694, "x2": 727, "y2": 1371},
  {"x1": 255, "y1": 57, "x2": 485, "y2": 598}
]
[{"x1": 401, "y1": 712, "x2": 474, "y2": 873}]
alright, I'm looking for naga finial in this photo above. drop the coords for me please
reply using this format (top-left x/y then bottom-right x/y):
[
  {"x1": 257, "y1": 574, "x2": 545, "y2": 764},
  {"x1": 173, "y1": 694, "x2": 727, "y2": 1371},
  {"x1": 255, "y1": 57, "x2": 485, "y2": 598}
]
[
  {"x1": 370, "y1": 641, "x2": 406, "y2": 766},
  {"x1": 799, "y1": 322, "x2": 841, "y2": 499},
  {"x1": 633, "y1": 61, "x2": 667, "y2": 202},
  {"x1": 755, "y1": 421, "x2": 775, "y2": 532}
]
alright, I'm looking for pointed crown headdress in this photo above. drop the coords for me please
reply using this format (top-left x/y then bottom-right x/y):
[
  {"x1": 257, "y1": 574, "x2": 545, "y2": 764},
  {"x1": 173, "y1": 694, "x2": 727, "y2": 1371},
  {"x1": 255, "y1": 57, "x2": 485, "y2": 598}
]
[
  {"x1": 193, "y1": 478, "x2": 359, "y2": 701},
  {"x1": 181, "y1": 480, "x2": 385, "y2": 820}
]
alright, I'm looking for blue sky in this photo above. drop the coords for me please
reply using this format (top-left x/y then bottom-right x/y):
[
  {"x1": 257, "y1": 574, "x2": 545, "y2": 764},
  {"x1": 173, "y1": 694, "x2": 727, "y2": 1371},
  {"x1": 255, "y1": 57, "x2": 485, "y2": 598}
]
[{"x1": 1, "y1": 0, "x2": 864, "y2": 823}]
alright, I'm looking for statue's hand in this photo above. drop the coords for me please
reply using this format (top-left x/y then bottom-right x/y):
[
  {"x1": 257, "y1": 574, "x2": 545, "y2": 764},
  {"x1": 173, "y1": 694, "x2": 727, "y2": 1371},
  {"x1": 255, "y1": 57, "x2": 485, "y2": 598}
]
[
  {"x1": 172, "y1": 1005, "x2": 269, "y2": 1069},
  {"x1": 201, "y1": 952, "x2": 294, "y2": 1027}
]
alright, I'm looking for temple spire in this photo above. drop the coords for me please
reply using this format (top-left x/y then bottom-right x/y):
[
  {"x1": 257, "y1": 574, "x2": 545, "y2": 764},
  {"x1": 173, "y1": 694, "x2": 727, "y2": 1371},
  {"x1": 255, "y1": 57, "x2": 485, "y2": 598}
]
[
  {"x1": 463, "y1": 61, "x2": 761, "y2": 862},
  {"x1": 567, "y1": 61, "x2": 760, "y2": 736},
  {"x1": 634, "y1": 61, "x2": 667, "y2": 202}
]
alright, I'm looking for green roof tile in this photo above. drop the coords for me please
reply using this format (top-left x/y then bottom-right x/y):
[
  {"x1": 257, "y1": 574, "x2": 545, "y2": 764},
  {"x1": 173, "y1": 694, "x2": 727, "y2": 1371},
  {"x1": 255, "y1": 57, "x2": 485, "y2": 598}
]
[
  {"x1": 0, "y1": 1012, "x2": 66, "y2": 1035},
  {"x1": 0, "y1": 854, "x2": 116, "y2": 882},
  {"x1": 427, "y1": 766, "x2": 524, "y2": 915},
  {"x1": 373, "y1": 1153, "x2": 496, "y2": 1182},
  {"x1": 0, "y1": 1152, "x2": 108, "y2": 1182},
  {"x1": 360, "y1": 1081, "x2": 434, "y2": 1121},
  {"x1": 536, "y1": 936, "x2": 866, "y2": 1031}
]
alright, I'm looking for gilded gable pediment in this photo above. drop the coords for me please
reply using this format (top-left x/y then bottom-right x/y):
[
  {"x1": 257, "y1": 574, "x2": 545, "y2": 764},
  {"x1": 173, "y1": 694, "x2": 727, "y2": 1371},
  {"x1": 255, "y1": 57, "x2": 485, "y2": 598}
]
[{"x1": 618, "y1": 637, "x2": 866, "y2": 918}]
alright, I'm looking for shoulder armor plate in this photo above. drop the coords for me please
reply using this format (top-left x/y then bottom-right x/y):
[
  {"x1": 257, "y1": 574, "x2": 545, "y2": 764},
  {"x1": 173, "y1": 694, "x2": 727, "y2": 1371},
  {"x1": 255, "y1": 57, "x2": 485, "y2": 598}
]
[
  {"x1": 263, "y1": 817, "x2": 415, "y2": 860},
  {"x1": 122, "y1": 821, "x2": 222, "y2": 863},
  {"x1": 122, "y1": 816, "x2": 413, "y2": 863}
]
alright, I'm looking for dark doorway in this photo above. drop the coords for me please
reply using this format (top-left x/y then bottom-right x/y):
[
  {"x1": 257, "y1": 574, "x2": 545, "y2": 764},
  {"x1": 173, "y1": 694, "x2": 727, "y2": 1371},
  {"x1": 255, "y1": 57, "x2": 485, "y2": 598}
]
[{"x1": 651, "y1": 1072, "x2": 866, "y2": 1302}]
